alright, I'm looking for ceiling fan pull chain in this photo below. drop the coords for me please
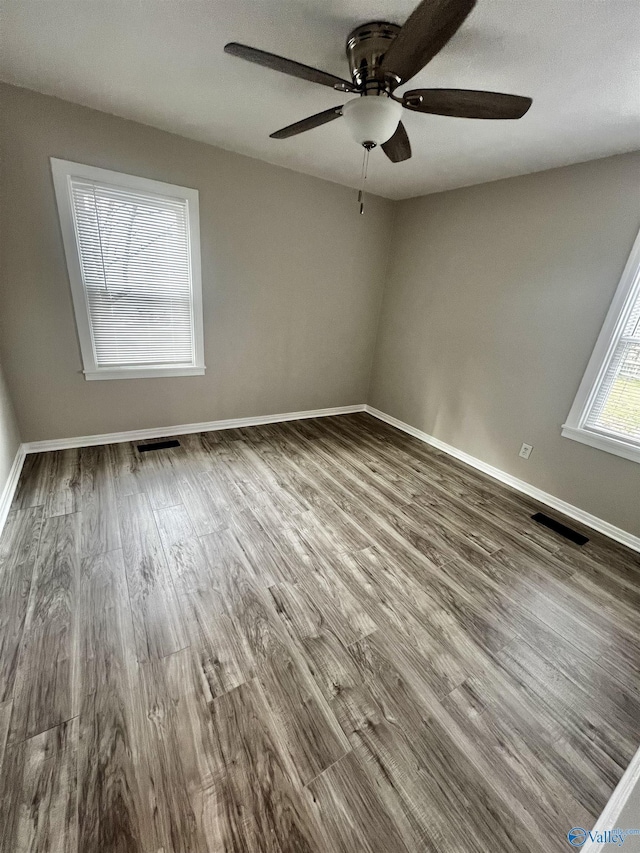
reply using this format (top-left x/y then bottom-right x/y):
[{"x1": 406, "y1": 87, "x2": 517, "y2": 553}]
[
  {"x1": 357, "y1": 144, "x2": 366, "y2": 208},
  {"x1": 358, "y1": 143, "x2": 371, "y2": 215}
]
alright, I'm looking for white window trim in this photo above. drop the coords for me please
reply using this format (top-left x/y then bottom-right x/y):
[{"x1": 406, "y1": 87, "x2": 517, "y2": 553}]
[
  {"x1": 51, "y1": 158, "x2": 205, "y2": 380},
  {"x1": 562, "y1": 226, "x2": 640, "y2": 464}
]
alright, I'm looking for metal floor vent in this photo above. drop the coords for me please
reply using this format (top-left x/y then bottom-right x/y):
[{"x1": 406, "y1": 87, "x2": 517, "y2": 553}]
[
  {"x1": 137, "y1": 439, "x2": 181, "y2": 452},
  {"x1": 531, "y1": 512, "x2": 589, "y2": 546}
]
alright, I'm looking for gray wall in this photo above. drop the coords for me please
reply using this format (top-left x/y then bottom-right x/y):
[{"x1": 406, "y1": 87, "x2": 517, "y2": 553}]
[
  {"x1": 0, "y1": 83, "x2": 394, "y2": 441},
  {"x1": 0, "y1": 355, "x2": 21, "y2": 498},
  {"x1": 370, "y1": 152, "x2": 640, "y2": 537},
  {"x1": 1, "y1": 81, "x2": 639, "y2": 537}
]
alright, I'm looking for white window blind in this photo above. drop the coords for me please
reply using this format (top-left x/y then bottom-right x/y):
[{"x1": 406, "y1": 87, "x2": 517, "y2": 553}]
[
  {"x1": 51, "y1": 159, "x2": 204, "y2": 380},
  {"x1": 584, "y1": 289, "x2": 640, "y2": 444},
  {"x1": 562, "y1": 227, "x2": 640, "y2": 463}
]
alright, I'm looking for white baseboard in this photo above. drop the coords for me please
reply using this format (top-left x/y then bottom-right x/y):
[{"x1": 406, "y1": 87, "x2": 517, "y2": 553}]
[
  {"x1": 365, "y1": 405, "x2": 640, "y2": 554},
  {"x1": 22, "y1": 404, "x2": 367, "y2": 454},
  {"x1": 0, "y1": 444, "x2": 27, "y2": 537}
]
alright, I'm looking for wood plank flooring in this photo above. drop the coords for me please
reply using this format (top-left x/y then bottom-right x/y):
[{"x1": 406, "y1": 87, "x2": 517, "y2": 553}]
[{"x1": 1, "y1": 412, "x2": 640, "y2": 852}]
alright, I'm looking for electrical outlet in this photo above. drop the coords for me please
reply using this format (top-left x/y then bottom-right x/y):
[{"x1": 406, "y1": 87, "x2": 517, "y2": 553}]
[{"x1": 519, "y1": 443, "x2": 533, "y2": 460}]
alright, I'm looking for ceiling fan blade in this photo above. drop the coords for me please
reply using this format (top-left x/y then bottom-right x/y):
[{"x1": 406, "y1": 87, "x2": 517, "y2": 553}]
[
  {"x1": 380, "y1": 0, "x2": 476, "y2": 86},
  {"x1": 225, "y1": 43, "x2": 356, "y2": 92},
  {"x1": 270, "y1": 106, "x2": 344, "y2": 139},
  {"x1": 403, "y1": 88, "x2": 532, "y2": 118},
  {"x1": 382, "y1": 122, "x2": 412, "y2": 162}
]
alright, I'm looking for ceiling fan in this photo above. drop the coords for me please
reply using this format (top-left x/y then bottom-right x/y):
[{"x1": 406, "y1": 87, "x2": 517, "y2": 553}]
[{"x1": 224, "y1": 0, "x2": 532, "y2": 164}]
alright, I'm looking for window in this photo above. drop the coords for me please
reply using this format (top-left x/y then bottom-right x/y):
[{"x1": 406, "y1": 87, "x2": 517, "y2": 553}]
[
  {"x1": 51, "y1": 159, "x2": 204, "y2": 380},
  {"x1": 562, "y1": 228, "x2": 640, "y2": 463}
]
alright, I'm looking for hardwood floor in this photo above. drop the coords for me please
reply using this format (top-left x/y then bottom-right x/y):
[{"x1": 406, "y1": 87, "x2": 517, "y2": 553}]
[{"x1": 1, "y1": 412, "x2": 639, "y2": 852}]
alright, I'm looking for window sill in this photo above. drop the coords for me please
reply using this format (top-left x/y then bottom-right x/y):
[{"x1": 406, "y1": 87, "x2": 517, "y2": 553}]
[
  {"x1": 84, "y1": 366, "x2": 206, "y2": 381},
  {"x1": 561, "y1": 424, "x2": 640, "y2": 464}
]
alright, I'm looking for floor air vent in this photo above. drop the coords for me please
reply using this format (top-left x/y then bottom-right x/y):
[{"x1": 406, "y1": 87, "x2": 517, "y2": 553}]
[
  {"x1": 137, "y1": 439, "x2": 180, "y2": 452},
  {"x1": 531, "y1": 512, "x2": 589, "y2": 546}
]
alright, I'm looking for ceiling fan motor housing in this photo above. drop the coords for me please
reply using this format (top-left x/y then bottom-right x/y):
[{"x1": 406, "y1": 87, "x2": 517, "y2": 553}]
[{"x1": 346, "y1": 22, "x2": 401, "y2": 91}]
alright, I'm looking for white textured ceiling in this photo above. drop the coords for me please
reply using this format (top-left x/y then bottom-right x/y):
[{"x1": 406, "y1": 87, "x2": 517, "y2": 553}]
[{"x1": 1, "y1": 0, "x2": 639, "y2": 199}]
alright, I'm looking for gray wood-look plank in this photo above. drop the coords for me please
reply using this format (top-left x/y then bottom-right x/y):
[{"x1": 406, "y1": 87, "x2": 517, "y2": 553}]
[
  {"x1": 0, "y1": 699, "x2": 11, "y2": 778},
  {"x1": 80, "y1": 445, "x2": 120, "y2": 556},
  {"x1": 0, "y1": 507, "x2": 43, "y2": 703},
  {"x1": 213, "y1": 550, "x2": 350, "y2": 786},
  {"x1": 8, "y1": 512, "x2": 80, "y2": 747},
  {"x1": 10, "y1": 452, "x2": 50, "y2": 511},
  {"x1": 140, "y1": 650, "x2": 208, "y2": 853},
  {"x1": 1, "y1": 413, "x2": 639, "y2": 852},
  {"x1": 305, "y1": 748, "x2": 419, "y2": 853},
  {"x1": 0, "y1": 717, "x2": 78, "y2": 853},
  {"x1": 77, "y1": 549, "x2": 158, "y2": 853},
  {"x1": 10, "y1": 449, "x2": 81, "y2": 518},
  {"x1": 202, "y1": 677, "x2": 326, "y2": 852},
  {"x1": 120, "y1": 491, "x2": 188, "y2": 662},
  {"x1": 44, "y1": 449, "x2": 81, "y2": 518}
]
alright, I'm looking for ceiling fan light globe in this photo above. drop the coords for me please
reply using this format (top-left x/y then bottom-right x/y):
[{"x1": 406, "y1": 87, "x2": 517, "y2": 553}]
[{"x1": 342, "y1": 96, "x2": 403, "y2": 146}]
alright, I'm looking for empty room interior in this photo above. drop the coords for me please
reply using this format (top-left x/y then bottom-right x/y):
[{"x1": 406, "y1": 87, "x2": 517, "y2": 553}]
[{"x1": 1, "y1": 0, "x2": 640, "y2": 851}]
